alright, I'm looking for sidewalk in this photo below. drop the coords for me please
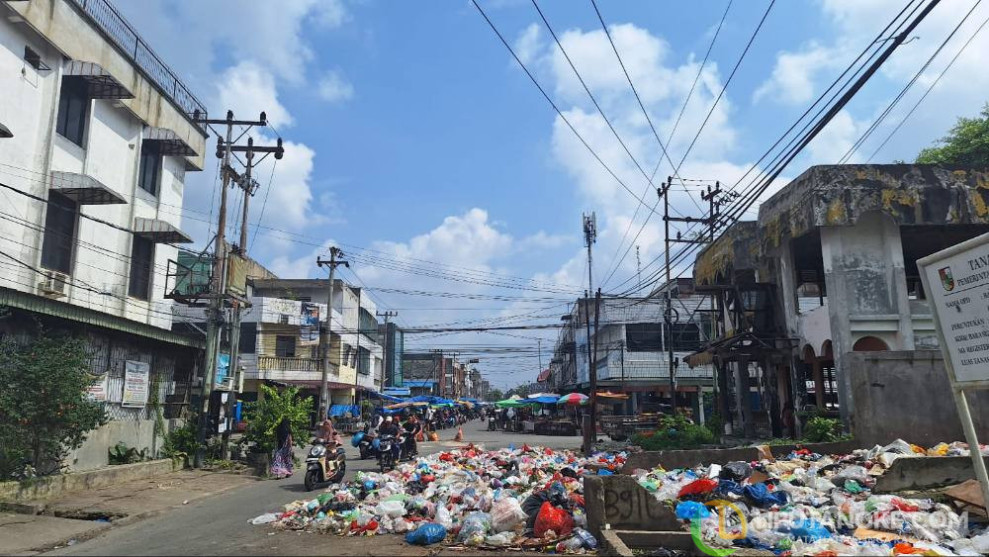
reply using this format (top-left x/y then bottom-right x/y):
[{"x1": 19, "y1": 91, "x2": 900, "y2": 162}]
[{"x1": 0, "y1": 469, "x2": 258, "y2": 555}]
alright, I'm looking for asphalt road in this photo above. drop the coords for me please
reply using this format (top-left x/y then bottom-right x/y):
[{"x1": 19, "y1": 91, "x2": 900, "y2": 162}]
[{"x1": 45, "y1": 420, "x2": 582, "y2": 556}]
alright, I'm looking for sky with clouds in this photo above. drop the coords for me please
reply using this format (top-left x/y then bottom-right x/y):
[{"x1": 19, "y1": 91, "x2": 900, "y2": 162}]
[{"x1": 116, "y1": 0, "x2": 989, "y2": 388}]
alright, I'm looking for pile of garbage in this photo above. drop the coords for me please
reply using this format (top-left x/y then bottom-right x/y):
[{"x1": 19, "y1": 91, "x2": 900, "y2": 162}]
[
  {"x1": 632, "y1": 439, "x2": 989, "y2": 555},
  {"x1": 251, "y1": 444, "x2": 623, "y2": 551}
]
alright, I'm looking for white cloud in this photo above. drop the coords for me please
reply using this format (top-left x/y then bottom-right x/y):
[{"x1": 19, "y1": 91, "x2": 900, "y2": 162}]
[
  {"x1": 753, "y1": 43, "x2": 840, "y2": 105},
  {"x1": 317, "y1": 70, "x2": 355, "y2": 103},
  {"x1": 804, "y1": 109, "x2": 866, "y2": 165},
  {"x1": 514, "y1": 23, "x2": 543, "y2": 66},
  {"x1": 217, "y1": 62, "x2": 294, "y2": 127}
]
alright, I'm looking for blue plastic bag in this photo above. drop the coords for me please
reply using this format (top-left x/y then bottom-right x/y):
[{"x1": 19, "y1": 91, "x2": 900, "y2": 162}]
[
  {"x1": 406, "y1": 522, "x2": 447, "y2": 545},
  {"x1": 598, "y1": 469, "x2": 614, "y2": 476},
  {"x1": 675, "y1": 501, "x2": 712, "y2": 520},
  {"x1": 743, "y1": 483, "x2": 788, "y2": 508},
  {"x1": 715, "y1": 479, "x2": 745, "y2": 497},
  {"x1": 351, "y1": 431, "x2": 365, "y2": 447},
  {"x1": 785, "y1": 519, "x2": 831, "y2": 542}
]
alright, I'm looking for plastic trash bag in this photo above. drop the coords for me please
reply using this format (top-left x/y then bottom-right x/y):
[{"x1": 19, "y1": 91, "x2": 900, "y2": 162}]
[
  {"x1": 677, "y1": 478, "x2": 719, "y2": 498},
  {"x1": 675, "y1": 501, "x2": 712, "y2": 520},
  {"x1": 533, "y1": 502, "x2": 574, "y2": 538},
  {"x1": 743, "y1": 483, "x2": 788, "y2": 508},
  {"x1": 720, "y1": 461, "x2": 752, "y2": 482},
  {"x1": 485, "y1": 532, "x2": 515, "y2": 546},
  {"x1": 490, "y1": 497, "x2": 527, "y2": 532},
  {"x1": 249, "y1": 513, "x2": 279, "y2": 525},
  {"x1": 785, "y1": 519, "x2": 831, "y2": 542},
  {"x1": 406, "y1": 522, "x2": 447, "y2": 545},
  {"x1": 375, "y1": 500, "x2": 406, "y2": 518},
  {"x1": 572, "y1": 527, "x2": 598, "y2": 549},
  {"x1": 435, "y1": 505, "x2": 454, "y2": 529},
  {"x1": 457, "y1": 512, "x2": 492, "y2": 542},
  {"x1": 351, "y1": 431, "x2": 365, "y2": 447}
]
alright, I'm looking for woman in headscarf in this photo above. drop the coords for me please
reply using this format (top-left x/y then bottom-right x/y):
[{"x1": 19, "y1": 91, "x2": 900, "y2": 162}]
[{"x1": 269, "y1": 417, "x2": 294, "y2": 478}]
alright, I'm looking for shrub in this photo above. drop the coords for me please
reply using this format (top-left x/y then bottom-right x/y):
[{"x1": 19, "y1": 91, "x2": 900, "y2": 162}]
[
  {"x1": 108, "y1": 442, "x2": 149, "y2": 465},
  {"x1": 0, "y1": 333, "x2": 107, "y2": 478},
  {"x1": 243, "y1": 385, "x2": 312, "y2": 455},
  {"x1": 162, "y1": 422, "x2": 199, "y2": 466},
  {"x1": 632, "y1": 414, "x2": 716, "y2": 451},
  {"x1": 803, "y1": 416, "x2": 844, "y2": 443}
]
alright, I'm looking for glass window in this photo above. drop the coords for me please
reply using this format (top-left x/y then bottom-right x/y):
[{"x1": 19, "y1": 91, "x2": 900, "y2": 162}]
[
  {"x1": 240, "y1": 323, "x2": 257, "y2": 354},
  {"x1": 128, "y1": 236, "x2": 155, "y2": 300},
  {"x1": 40, "y1": 193, "x2": 77, "y2": 274},
  {"x1": 275, "y1": 335, "x2": 296, "y2": 358},
  {"x1": 626, "y1": 323, "x2": 663, "y2": 352},
  {"x1": 138, "y1": 140, "x2": 162, "y2": 196},
  {"x1": 55, "y1": 77, "x2": 89, "y2": 147},
  {"x1": 666, "y1": 323, "x2": 701, "y2": 352}
]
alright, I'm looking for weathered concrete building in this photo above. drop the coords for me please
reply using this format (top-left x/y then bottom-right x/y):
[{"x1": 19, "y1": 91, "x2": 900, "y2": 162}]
[
  {"x1": 693, "y1": 164, "x2": 989, "y2": 443},
  {"x1": 0, "y1": 0, "x2": 206, "y2": 468}
]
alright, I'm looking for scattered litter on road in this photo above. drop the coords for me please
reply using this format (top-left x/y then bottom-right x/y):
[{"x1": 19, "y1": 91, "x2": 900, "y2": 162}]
[
  {"x1": 630, "y1": 439, "x2": 989, "y2": 555},
  {"x1": 252, "y1": 444, "x2": 617, "y2": 552}
]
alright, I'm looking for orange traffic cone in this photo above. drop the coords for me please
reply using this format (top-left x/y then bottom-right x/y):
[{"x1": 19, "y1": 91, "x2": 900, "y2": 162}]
[{"x1": 453, "y1": 426, "x2": 464, "y2": 442}]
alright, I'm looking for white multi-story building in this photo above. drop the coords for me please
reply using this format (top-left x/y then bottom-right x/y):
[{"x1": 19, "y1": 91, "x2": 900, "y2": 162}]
[{"x1": 0, "y1": 0, "x2": 206, "y2": 469}]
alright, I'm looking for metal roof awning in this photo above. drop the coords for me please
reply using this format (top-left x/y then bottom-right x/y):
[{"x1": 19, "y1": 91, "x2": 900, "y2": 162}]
[
  {"x1": 144, "y1": 127, "x2": 198, "y2": 157},
  {"x1": 51, "y1": 171, "x2": 126, "y2": 205},
  {"x1": 64, "y1": 61, "x2": 133, "y2": 100},
  {"x1": 134, "y1": 217, "x2": 193, "y2": 244}
]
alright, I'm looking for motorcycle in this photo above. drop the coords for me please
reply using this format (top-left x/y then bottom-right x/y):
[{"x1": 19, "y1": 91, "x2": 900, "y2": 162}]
[
  {"x1": 352, "y1": 430, "x2": 379, "y2": 460},
  {"x1": 377, "y1": 434, "x2": 397, "y2": 472},
  {"x1": 304, "y1": 438, "x2": 347, "y2": 491},
  {"x1": 487, "y1": 415, "x2": 497, "y2": 431}
]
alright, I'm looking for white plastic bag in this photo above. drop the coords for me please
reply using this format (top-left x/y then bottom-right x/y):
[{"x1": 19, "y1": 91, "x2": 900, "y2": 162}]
[
  {"x1": 435, "y1": 505, "x2": 454, "y2": 529},
  {"x1": 375, "y1": 500, "x2": 406, "y2": 518},
  {"x1": 249, "y1": 513, "x2": 279, "y2": 525},
  {"x1": 490, "y1": 497, "x2": 527, "y2": 532}
]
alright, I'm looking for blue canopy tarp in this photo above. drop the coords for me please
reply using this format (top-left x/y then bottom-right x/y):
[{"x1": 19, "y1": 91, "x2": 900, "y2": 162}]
[
  {"x1": 329, "y1": 404, "x2": 359, "y2": 417},
  {"x1": 530, "y1": 396, "x2": 560, "y2": 404}
]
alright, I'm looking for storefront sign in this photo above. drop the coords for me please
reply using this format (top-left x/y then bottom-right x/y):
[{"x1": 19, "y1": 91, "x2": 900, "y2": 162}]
[{"x1": 121, "y1": 360, "x2": 150, "y2": 408}]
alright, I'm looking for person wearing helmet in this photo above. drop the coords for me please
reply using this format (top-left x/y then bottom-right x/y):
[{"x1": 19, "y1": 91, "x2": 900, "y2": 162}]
[{"x1": 378, "y1": 415, "x2": 399, "y2": 436}]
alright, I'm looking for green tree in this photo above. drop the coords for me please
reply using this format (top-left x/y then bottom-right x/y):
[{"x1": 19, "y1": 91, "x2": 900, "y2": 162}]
[
  {"x1": 916, "y1": 103, "x2": 989, "y2": 165},
  {"x1": 0, "y1": 333, "x2": 107, "y2": 478},
  {"x1": 243, "y1": 385, "x2": 312, "y2": 454},
  {"x1": 487, "y1": 388, "x2": 504, "y2": 402}
]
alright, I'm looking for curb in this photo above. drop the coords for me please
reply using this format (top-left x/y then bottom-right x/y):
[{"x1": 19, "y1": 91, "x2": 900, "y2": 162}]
[{"x1": 25, "y1": 475, "x2": 257, "y2": 554}]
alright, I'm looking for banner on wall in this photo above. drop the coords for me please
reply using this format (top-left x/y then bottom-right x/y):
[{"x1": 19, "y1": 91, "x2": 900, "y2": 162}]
[
  {"x1": 86, "y1": 374, "x2": 108, "y2": 402},
  {"x1": 121, "y1": 360, "x2": 150, "y2": 408},
  {"x1": 300, "y1": 302, "x2": 320, "y2": 345}
]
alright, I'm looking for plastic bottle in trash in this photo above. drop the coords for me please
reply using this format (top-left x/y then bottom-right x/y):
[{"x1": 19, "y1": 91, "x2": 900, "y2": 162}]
[
  {"x1": 556, "y1": 537, "x2": 583, "y2": 552},
  {"x1": 572, "y1": 527, "x2": 598, "y2": 549}
]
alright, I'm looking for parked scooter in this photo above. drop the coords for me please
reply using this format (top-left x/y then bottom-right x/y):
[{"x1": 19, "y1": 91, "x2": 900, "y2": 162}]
[{"x1": 304, "y1": 437, "x2": 346, "y2": 491}]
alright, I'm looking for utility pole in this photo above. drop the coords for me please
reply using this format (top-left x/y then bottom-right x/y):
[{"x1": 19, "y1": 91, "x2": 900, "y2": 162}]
[
  {"x1": 658, "y1": 178, "x2": 730, "y2": 417},
  {"x1": 317, "y1": 247, "x2": 348, "y2": 423},
  {"x1": 537, "y1": 338, "x2": 543, "y2": 377},
  {"x1": 220, "y1": 135, "x2": 283, "y2": 460},
  {"x1": 377, "y1": 311, "x2": 398, "y2": 387},
  {"x1": 191, "y1": 110, "x2": 269, "y2": 468},
  {"x1": 353, "y1": 288, "x2": 362, "y2": 405},
  {"x1": 636, "y1": 245, "x2": 642, "y2": 293},
  {"x1": 590, "y1": 287, "x2": 601, "y2": 447}
]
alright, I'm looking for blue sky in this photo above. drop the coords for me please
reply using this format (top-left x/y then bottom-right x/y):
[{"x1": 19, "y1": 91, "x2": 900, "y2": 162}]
[{"x1": 117, "y1": 0, "x2": 989, "y2": 387}]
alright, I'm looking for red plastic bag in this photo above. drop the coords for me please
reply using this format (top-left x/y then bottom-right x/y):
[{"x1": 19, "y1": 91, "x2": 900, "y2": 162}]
[
  {"x1": 677, "y1": 478, "x2": 719, "y2": 498},
  {"x1": 533, "y1": 501, "x2": 574, "y2": 537},
  {"x1": 892, "y1": 498, "x2": 920, "y2": 512}
]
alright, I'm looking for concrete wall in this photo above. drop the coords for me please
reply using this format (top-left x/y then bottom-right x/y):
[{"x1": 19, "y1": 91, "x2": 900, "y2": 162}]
[
  {"x1": 0, "y1": 459, "x2": 176, "y2": 502},
  {"x1": 848, "y1": 350, "x2": 989, "y2": 447},
  {"x1": 67, "y1": 418, "x2": 160, "y2": 471}
]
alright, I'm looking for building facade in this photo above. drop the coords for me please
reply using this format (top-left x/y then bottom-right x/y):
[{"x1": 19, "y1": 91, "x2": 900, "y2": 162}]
[
  {"x1": 693, "y1": 164, "x2": 989, "y2": 442},
  {"x1": 240, "y1": 279, "x2": 383, "y2": 407},
  {"x1": 0, "y1": 0, "x2": 207, "y2": 469}
]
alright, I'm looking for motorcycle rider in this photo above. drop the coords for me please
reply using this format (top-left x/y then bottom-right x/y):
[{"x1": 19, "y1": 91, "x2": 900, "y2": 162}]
[
  {"x1": 402, "y1": 414, "x2": 422, "y2": 458},
  {"x1": 377, "y1": 416, "x2": 401, "y2": 461}
]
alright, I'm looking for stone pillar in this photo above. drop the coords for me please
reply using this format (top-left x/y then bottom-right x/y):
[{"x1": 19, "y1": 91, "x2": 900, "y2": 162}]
[{"x1": 813, "y1": 359, "x2": 825, "y2": 410}]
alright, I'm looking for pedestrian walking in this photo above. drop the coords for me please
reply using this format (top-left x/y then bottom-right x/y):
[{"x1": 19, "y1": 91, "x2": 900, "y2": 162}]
[{"x1": 269, "y1": 417, "x2": 294, "y2": 479}]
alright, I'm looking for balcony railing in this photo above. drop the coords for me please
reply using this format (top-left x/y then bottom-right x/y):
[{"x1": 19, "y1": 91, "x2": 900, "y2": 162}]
[
  {"x1": 258, "y1": 356, "x2": 322, "y2": 372},
  {"x1": 68, "y1": 0, "x2": 207, "y2": 130}
]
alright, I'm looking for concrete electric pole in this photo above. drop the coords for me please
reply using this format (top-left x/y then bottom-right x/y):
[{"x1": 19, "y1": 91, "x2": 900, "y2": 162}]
[{"x1": 316, "y1": 247, "x2": 348, "y2": 422}]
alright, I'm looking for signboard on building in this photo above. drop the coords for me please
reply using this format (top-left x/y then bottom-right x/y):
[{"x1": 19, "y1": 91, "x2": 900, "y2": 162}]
[
  {"x1": 300, "y1": 302, "x2": 320, "y2": 345},
  {"x1": 121, "y1": 360, "x2": 150, "y2": 408},
  {"x1": 918, "y1": 231, "x2": 989, "y2": 515},
  {"x1": 215, "y1": 353, "x2": 230, "y2": 387}
]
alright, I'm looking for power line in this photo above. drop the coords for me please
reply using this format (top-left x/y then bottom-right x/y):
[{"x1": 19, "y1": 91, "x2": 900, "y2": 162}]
[
  {"x1": 868, "y1": 6, "x2": 989, "y2": 162},
  {"x1": 470, "y1": 0, "x2": 664, "y2": 219},
  {"x1": 839, "y1": 0, "x2": 982, "y2": 164}
]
